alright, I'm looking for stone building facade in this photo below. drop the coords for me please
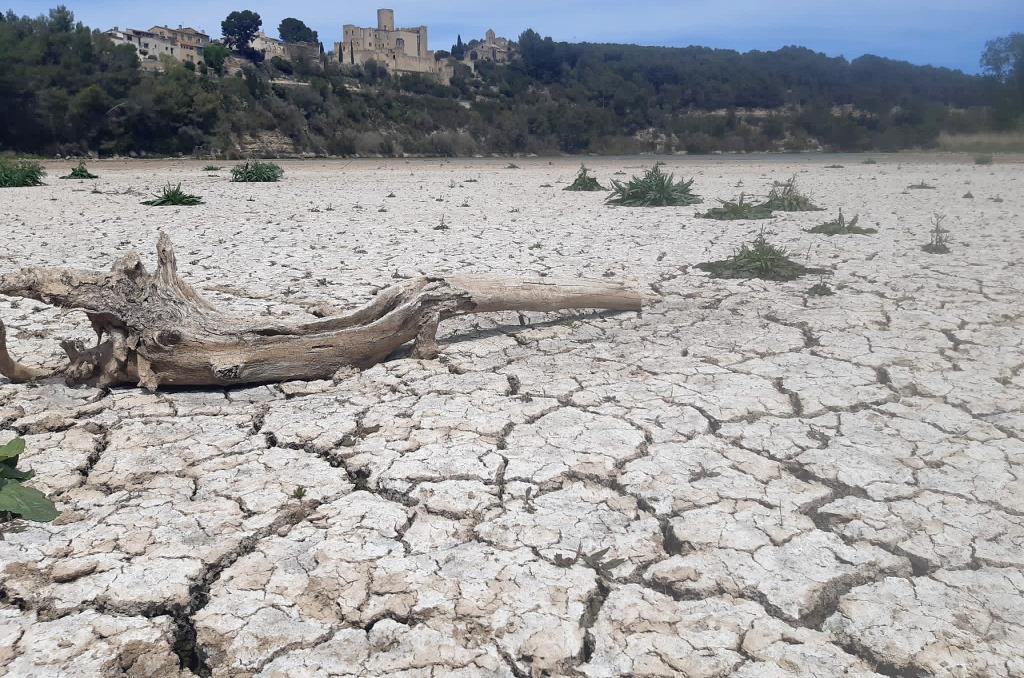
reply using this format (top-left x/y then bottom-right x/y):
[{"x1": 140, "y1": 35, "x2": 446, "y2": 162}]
[
  {"x1": 334, "y1": 9, "x2": 452, "y2": 84},
  {"x1": 149, "y1": 26, "x2": 209, "y2": 65},
  {"x1": 462, "y1": 29, "x2": 511, "y2": 68}
]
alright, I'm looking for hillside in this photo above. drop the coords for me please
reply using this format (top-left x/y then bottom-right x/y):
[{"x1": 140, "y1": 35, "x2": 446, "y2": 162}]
[{"x1": 0, "y1": 8, "x2": 1019, "y2": 157}]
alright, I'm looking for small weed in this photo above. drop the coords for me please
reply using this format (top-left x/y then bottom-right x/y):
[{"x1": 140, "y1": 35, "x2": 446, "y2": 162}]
[
  {"x1": 434, "y1": 215, "x2": 449, "y2": 231},
  {"x1": 141, "y1": 183, "x2": 203, "y2": 206},
  {"x1": 553, "y1": 545, "x2": 627, "y2": 577},
  {"x1": 386, "y1": 192, "x2": 396, "y2": 198},
  {"x1": 974, "y1": 154, "x2": 994, "y2": 166},
  {"x1": 292, "y1": 486, "x2": 307, "y2": 500},
  {"x1": 696, "y1": 228, "x2": 829, "y2": 281},
  {"x1": 506, "y1": 163, "x2": 520, "y2": 169},
  {"x1": 231, "y1": 160, "x2": 284, "y2": 182},
  {"x1": 464, "y1": 178, "x2": 478, "y2": 183},
  {"x1": 824, "y1": 164, "x2": 844, "y2": 169},
  {"x1": 921, "y1": 214, "x2": 951, "y2": 254},
  {"x1": 202, "y1": 165, "x2": 222, "y2": 171},
  {"x1": 862, "y1": 158, "x2": 878, "y2": 165},
  {"x1": 759, "y1": 176, "x2": 822, "y2": 211},
  {"x1": 698, "y1": 194, "x2": 773, "y2": 220},
  {"x1": 807, "y1": 280, "x2": 834, "y2": 296},
  {"x1": 60, "y1": 161, "x2": 98, "y2": 179},
  {"x1": 0, "y1": 438, "x2": 59, "y2": 523},
  {"x1": 564, "y1": 164, "x2": 605, "y2": 192},
  {"x1": 0, "y1": 158, "x2": 45, "y2": 187},
  {"x1": 606, "y1": 164, "x2": 702, "y2": 207},
  {"x1": 908, "y1": 181, "x2": 936, "y2": 190},
  {"x1": 963, "y1": 192, "x2": 974, "y2": 199},
  {"x1": 807, "y1": 209, "x2": 876, "y2": 235}
]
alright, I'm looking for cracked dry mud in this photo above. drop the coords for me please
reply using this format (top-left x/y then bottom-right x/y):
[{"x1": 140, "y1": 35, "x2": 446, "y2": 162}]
[{"x1": 1, "y1": 155, "x2": 1021, "y2": 677}]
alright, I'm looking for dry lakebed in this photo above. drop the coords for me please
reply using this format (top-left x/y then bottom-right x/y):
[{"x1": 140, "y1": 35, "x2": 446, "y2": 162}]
[{"x1": 0, "y1": 155, "x2": 1022, "y2": 677}]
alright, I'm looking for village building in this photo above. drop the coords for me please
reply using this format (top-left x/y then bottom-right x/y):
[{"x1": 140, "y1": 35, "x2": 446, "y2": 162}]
[
  {"x1": 252, "y1": 31, "x2": 288, "y2": 59},
  {"x1": 334, "y1": 9, "x2": 452, "y2": 84},
  {"x1": 104, "y1": 28, "x2": 186, "y2": 70},
  {"x1": 149, "y1": 26, "x2": 210, "y2": 65},
  {"x1": 462, "y1": 29, "x2": 512, "y2": 68}
]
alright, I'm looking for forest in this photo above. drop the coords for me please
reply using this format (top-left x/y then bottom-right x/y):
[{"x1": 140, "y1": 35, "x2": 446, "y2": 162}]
[{"x1": 1, "y1": 7, "x2": 1021, "y2": 157}]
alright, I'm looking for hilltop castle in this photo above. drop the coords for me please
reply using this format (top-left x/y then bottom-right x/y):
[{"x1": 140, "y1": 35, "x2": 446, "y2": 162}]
[{"x1": 334, "y1": 9, "x2": 453, "y2": 84}]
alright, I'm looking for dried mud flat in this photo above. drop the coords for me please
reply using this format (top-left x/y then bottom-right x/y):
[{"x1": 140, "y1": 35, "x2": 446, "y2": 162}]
[{"x1": 1, "y1": 155, "x2": 1022, "y2": 677}]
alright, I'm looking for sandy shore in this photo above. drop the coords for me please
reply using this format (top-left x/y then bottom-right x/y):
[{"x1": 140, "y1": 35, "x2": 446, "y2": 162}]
[{"x1": 1, "y1": 155, "x2": 1022, "y2": 676}]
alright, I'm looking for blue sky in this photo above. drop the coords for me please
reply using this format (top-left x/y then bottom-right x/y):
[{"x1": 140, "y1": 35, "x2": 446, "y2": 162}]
[{"x1": 6, "y1": 0, "x2": 1022, "y2": 72}]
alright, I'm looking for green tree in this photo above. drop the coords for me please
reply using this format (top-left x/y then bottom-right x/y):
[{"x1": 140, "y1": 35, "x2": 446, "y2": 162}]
[
  {"x1": 278, "y1": 17, "x2": 317, "y2": 44},
  {"x1": 982, "y1": 33, "x2": 1024, "y2": 123},
  {"x1": 221, "y1": 10, "x2": 261, "y2": 50},
  {"x1": 203, "y1": 43, "x2": 230, "y2": 74}
]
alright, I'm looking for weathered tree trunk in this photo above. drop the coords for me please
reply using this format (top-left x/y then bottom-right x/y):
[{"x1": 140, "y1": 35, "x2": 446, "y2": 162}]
[{"x1": 0, "y1": 234, "x2": 645, "y2": 390}]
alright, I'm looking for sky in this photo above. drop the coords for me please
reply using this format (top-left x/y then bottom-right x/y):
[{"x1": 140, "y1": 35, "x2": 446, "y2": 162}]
[{"x1": 6, "y1": 0, "x2": 1023, "y2": 73}]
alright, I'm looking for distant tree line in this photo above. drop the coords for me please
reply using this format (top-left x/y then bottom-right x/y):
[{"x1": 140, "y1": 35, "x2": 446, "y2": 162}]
[{"x1": 0, "y1": 7, "x2": 1021, "y2": 157}]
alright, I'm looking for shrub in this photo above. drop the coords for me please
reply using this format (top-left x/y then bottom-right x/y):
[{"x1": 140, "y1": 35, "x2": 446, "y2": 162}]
[
  {"x1": 698, "y1": 194, "x2": 773, "y2": 220},
  {"x1": 0, "y1": 438, "x2": 59, "y2": 523},
  {"x1": 921, "y1": 214, "x2": 951, "y2": 254},
  {"x1": 807, "y1": 209, "x2": 877, "y2": 235},
  {"x1": 0, "y1": 158, "x2": 46, "y2": 187},
  {"x1": 564, "y1": 164, "x2": 605, "y2": 191},
  {"x1": 696, "y1": 229, "x2": 829, "y2": 281},
  {"x1": 758, "y1": 176, "x2": 822, "y2": 211},
  {"x1": 606, "y1": 164, "x2": 701, "y2": 207},
  {"x1": 974, "y1": 154, "x2": 994, "y2": 165},
  {"x1": 907, "y1": 181, "x2": 936, "y2": 190},
  {"x1": 141, "y1": 183, "x2": 204, "y2": 206},
  {"x1": 231, "y1": 160, "x2": 284, "y2": 182},
  {"x1": 807, "y1": 281, "x2": 834, "y2": 296},
  {"x1": 60, "y1": 161, "x2": 98, "y2": 179},
  {"x1": 203, "y1": 165, "x2": 222, "y2": 171}
]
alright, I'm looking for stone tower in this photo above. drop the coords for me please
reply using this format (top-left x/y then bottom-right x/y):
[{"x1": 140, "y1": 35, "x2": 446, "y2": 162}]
[{"x1": 377, "y1": 9, "x2": 395, "y2": 31}]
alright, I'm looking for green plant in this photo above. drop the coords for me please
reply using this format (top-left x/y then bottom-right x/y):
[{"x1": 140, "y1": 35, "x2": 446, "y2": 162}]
[
  {"x1": 698, "y1": 194, "x2": 773, "y2": 220},
  {"x1": 506, "y1": 163, "x2": 520, "y2": 169},
  {"x1": 696, "y1": 229, "x2": 829, "y2": 281},
  {"x1": 908, "y1": 181, "x2": 936, "y2": 190},
  {"x1": 203, "y1": 165, "x2": 222, "y2": 171},
  {"x1": 564, "y1": 164, "x2": 605, "y2": 191},
  {"x1": 974, "y1": 154, "x2": 994, "y2": 165},
  {"x1": 807, "y1": 280, "x2": 834, "y2": 296},
  {"x1": 606, "y1": 164, "x2": 702, "y2": 207},
  {"x1": 292, "y1": 486, "x2": 307, "y2": 500},
  {"x1": 921, "y1": 214, "x2": 951, "y2": 254},
  {"x1": 231, "y1": 160, "x2": 284, "y2": 182},
  {"x1": 758, "y1": 176, "x2": 822, "y2": 211},
  {"x1": 0, "y1": 158, "x2": 46, "y2": 188},
  {"x1": 141, "y1": 183, "x2": 204, "y2": 206},
  {"x1": 862, "y1": 158, "x2": 878, "y2": 165},
  {"x1": 0, "y1": 438, "x2": 59, "y2": 523},
  {"x1": 807, "y1": 209, "x2": 877, "y2": 235},
  {"x1": 60, "y1": 161, "x2": 98, "y2": 179}
]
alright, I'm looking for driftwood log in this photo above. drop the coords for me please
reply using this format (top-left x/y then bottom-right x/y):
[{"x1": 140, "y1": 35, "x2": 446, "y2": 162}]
[{"x1": 0, "y1": 234, "x2": 644, "y2": 390}]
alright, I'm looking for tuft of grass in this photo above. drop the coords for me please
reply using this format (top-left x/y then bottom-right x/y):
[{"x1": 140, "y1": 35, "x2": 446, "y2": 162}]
[
  {"x1": 606, "y1": 164, "x2": 702, "y2": 207},
  {"x1": 974, "y1": 154, "x2": 994, "y2": 166},
  {"x1": 564, "y1": 164, "x2": 605, "y2": 192},
  {"x1": 824, "y1": 164, "x2": 844, "y2": 169},
  {"x1": 758, "y1": 176, "x2": 822, "y2": 211},
  {"x1": 907, "y1": 181, "x2": 936, "y2": 190},
  {"x1": 696, "y1": 229, "x2": 829, "y2": 281},
  {"x1": 203, "y1": 165, "x2": 222, "y2": 171},
  {"x1": 963, "y1": 191, "x2": 974, "y2": 199},
  {"x1": 506, "y1": 163, "x2": 520, "y2": 169},
  {"x1": 60, "y1": 161, "x2": 98, "y2": 180},
  {"x1": 921, "y1": 214, "x2": 951, "y2": 254},
  {"x1": 141, "y1": 183, "x2": 203, "y2": 206},
  {"x1": 231, "y1": 160, "x2": 284, "y2": 182},
  {"x1": 807, "y1": 281, "x2": 834, "y2": 296},
  {"x1": 807, "y1": 209, "x2": 877, "y2": 235},
  {"x1": 862, "y1": 158, "x2": 878, "y2": 165},
  {"x1": 698, "y1": 194, "x2": 773, "y2": 220},
  {"x1": 0, "y1": 158, "x2": 46, "y2": 187}
]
